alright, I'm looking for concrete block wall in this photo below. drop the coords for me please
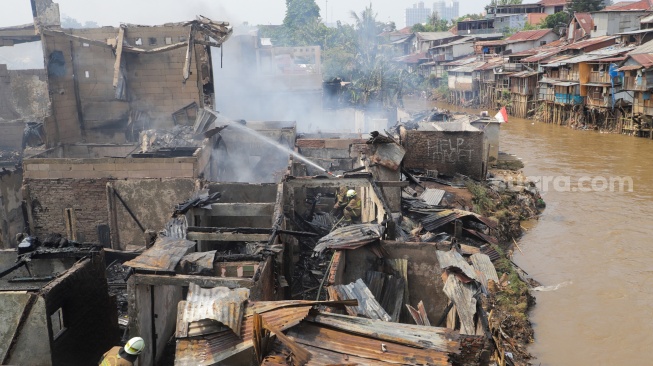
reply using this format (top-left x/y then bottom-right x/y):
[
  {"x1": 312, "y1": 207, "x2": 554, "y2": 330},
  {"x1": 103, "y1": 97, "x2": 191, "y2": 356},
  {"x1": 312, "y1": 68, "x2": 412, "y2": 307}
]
[
  {"x1": 401, "y1": 130, "x2": 486, "y2": 180},
  {"x1": 42, "y1": 25, "x2": 204, "y2": 145},
  {"x1": 23, "y1": 157, "x2": 198, "y2": 179}
]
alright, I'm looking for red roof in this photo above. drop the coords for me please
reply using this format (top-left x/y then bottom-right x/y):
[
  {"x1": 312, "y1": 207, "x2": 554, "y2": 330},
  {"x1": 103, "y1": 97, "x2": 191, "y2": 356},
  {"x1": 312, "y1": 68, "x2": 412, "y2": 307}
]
[
  {"x1": 505, "y1": 29, "x2": 554, "y2": 41},
  {"x1": 631, "y1": 53, "x2": 653, "y2": 68},
  {"x1": 574, "y1": 13, "x2": 593, "y2": 35},
  {"x1": 537, "y1": 0, "x2": 567, "y2": 6},
  {"x1": 604, "y1": 0, "x2": 651, "y2": 11},
  {"x1": 563, "y1": 36, "x2": 616, "y2": 50}
]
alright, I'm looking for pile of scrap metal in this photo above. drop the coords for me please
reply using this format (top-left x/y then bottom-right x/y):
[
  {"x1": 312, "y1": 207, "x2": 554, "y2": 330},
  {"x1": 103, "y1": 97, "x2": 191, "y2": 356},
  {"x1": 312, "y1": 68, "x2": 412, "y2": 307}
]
[
  {"x1": 138, "y1": 126, "x2": 203, "y2": 154},
  {"x1": 397, "y1": 207, "x2": 500, "y2": 252},
  {"x1": 173, "y1": 283, "x2": 469, "y2": 366}
]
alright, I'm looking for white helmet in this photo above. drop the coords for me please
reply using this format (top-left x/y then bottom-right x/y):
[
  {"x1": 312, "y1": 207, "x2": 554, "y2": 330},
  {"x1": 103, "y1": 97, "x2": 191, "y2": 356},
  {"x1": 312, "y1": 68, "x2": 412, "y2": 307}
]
[
  {"x1": 346, "y1": 189, "x2": 357, "y2": 198},
  {"x1": 124, "y1": 337, "x2": 145, "y2": 355}
]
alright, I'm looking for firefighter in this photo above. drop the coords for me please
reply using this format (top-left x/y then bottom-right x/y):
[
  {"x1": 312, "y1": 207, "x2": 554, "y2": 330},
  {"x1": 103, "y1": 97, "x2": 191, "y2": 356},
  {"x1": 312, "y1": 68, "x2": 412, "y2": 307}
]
[
  {"x1": 342, "y1": 189, "x2": 362, "y2": 224},
  {"x1": 333, "y1": 186, "x2": 350, "y2": 217},
  {"x1": 99, "y1": 337, "x2": 145, "y2": 366}
]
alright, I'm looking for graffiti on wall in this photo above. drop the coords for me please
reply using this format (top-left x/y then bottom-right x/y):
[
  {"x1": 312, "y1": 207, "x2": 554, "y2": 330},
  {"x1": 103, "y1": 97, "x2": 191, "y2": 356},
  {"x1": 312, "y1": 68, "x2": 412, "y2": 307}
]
[{"x1": 427, "y1": 138, "x2": 474, "y2": 163}]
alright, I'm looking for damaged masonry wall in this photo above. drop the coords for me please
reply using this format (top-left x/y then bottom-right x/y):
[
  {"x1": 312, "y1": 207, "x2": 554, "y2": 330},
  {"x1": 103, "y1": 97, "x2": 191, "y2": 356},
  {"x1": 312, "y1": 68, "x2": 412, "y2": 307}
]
[{"x1": 40, "y1": 23, "x2": 216, "y2": 145}]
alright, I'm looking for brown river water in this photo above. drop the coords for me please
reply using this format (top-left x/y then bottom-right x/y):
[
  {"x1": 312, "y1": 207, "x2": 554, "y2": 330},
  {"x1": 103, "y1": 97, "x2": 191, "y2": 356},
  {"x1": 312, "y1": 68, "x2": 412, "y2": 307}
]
[{"x1": 407, "y1": 99, "x2": 653, "y2": 365}]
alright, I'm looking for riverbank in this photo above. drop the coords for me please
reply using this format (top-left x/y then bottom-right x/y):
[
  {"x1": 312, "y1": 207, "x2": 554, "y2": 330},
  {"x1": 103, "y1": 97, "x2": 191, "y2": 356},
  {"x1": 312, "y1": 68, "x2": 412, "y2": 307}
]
[{"x1": 400, "y1": 100, "x2": 545, "y2": 365}]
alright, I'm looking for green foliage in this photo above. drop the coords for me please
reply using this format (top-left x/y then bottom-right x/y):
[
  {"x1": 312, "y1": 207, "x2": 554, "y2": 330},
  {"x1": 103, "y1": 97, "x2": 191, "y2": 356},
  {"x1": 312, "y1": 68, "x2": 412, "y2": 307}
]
[
  {"x1": 567, "y1": 0, "x2": 605, "y2": 14},
  {"x1": 412, "y1": 12, "x2": 452, "y2": 32},
  {"x1": 543, "y1": 11, "x2": 570, "y2": 30},
  {"x1": 522, "y1": 21, "x2": 541, "y2": 31},
  {"x1": 283, "y1": 0, "x2": 321, "y2": 28}
]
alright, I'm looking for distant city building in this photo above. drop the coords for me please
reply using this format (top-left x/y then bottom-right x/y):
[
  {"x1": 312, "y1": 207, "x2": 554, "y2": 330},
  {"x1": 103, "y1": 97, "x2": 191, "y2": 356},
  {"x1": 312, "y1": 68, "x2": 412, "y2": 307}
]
[
  {"x1": 433, "y1": 1, "x2": 459, "y2": 22},
  {"x1": 406, "y1": 2, "x2": 432, "y2": 27}
]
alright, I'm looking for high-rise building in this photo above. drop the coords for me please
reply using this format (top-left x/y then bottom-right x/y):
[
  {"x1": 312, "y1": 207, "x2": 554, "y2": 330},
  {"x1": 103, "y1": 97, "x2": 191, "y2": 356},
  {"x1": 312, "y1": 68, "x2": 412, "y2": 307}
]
[
  {"x1": 433, "y1": 1, "x2": 460, "y2": 22},
  {"x1": 405, "y1": 2, "x2": 432, "y2": 27}
]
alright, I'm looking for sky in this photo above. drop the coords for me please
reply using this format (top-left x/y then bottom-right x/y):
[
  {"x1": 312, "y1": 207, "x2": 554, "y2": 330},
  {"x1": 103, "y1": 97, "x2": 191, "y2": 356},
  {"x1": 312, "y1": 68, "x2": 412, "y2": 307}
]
[{"x1": 0, "y1": 0, "x2": 493, "y2": 29}]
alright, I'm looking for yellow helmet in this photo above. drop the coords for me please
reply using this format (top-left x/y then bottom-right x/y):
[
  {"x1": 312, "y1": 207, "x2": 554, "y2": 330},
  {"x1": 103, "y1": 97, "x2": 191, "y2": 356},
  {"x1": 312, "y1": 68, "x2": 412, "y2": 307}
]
[
  {"x1": 346, "y1": 189, "x2": 356, "y2": 198},
  {"x1": 124, "y1": 337, "x2": 145, "y2": 355}
]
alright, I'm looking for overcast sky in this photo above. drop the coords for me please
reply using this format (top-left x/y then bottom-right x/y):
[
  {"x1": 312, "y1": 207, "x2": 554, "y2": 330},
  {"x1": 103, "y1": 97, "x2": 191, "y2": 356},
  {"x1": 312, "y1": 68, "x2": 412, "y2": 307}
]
[{"x1": 1, "y1": 0, "x2": 493, "y2": 29}]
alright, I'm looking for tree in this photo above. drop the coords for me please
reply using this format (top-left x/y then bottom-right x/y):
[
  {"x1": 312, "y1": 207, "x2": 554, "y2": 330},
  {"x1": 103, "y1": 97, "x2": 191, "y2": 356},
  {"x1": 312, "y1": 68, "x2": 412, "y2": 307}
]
[
  {"x1": 543, "y1": 11, "x2": 570, "y2": 30},
  {"x1": 567, "y1": 0, "x2": 605, "y2": 14},
  {"x1": 283, "y1": 0, "x2": 321, "y2": 28}
]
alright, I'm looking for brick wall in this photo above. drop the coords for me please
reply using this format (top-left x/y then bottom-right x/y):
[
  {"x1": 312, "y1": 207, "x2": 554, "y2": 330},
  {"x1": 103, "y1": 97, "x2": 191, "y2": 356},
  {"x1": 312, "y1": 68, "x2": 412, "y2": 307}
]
[
  {"x1": 25, "y1": 178, "x2": 109, "y2": 242},
  {"x1": 401, "y1": 130, "x2": 486, "y2": 180}
]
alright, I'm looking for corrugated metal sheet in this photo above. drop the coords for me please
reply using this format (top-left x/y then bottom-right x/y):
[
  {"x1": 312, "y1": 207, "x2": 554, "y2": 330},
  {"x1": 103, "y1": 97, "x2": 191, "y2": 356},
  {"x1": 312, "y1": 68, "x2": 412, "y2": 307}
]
[
  {"x1": 442, "y1": 56, "x2": 478, "y2": 66},
  {"x1": 285, "y1": 323, "x2": 451, "y2": 365},
  {"x1": 420, "y1": 188, "x2": 446, "y2": 206},
  {"x1": 510, "y1": 71, "x2": 540, "y2": 78},
  {"x1": 421, "y1": 209, "x2": 496, "y2": 232},
  {"x1": 436, "y1": 249, "x2": 478, "y2": 281},
  {"x1": 443, "y1": 274, "x2": 478, "y2": 335},
  {"x1": 631, "y1": 53, "x2": 653, "y2": 68},
  {"x1": 313, "y1": 224, "x2": 385, "y2": 253},
  {"x1": 415, "y1": 31, "x2": 456, "y2": 41},
  {"x1": 328, "y1": 279, "x2": 392, "y2": 321},
  {"x1": 505, "y1": 29, "x2": 553, "y2": 42},
  {"x1": 562, "y1": 36, "x2": 617, "y2": 50},
  {"x1": 619, "y1": 64, "x2": 644, "y2": 71},
  {"x1": 480, "y1": 244, "x2": 501, "y2": 262},
  {"x1": 123, "y1": 237, "x2": 195, "y2": 272},
  {"x1": 177, "y1": 283, "x2": 250, "y2": 337},
  {"x1": 176, "y1": 300, "x2": 345, "y2": 365},
  {"x1": 306, "y1": 312, "x2": 460, "y2": 353},
  {"x1": 604, "y1": 0, "x2": 650, "y2": 11},
  {"x1": 463, "y1": 228, "x2": 499, "y2": 245},
  {"x1": 470, "y1": 253, "x2": 499, "y2": 294}
]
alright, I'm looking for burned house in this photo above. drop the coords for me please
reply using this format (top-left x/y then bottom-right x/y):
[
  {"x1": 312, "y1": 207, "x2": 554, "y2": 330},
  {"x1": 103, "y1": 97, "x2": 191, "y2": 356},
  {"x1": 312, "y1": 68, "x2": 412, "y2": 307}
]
[
  {"x1": 400, "y1": 121, "x2": 488, "y2": 180},
  {"x1": 0, "y1": 246, "x2": 118, "y2": 365}
]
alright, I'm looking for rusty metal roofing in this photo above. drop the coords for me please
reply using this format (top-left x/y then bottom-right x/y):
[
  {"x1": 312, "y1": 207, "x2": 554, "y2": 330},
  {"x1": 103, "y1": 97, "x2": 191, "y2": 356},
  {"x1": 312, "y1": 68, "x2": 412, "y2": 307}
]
[
  {"x1": 420, "y1": 209, "x2": 496, "y2": 232},
  {"x1": 510, "y1": 70, "x2": 540, "y2": 78},
  {"x1": 313, "y1": 224, "x2": 385, "y2": 253},
  {"x1": 562, "y1": 36, "x2": 617, "y2": 50},
  {"x1": 284, "y1": 323, "x2": 452, "y2": 365},
  {"x1": 603, "y1": 0, "x2": 651, "y2": 11},
  {"x1": 442, "y1": 55, "x2": 478, "y2": 66},
  {"x1": 521, "y1": 49, "x2": 563, "y2": 63},
  {"x1": 505, "y1": 28, "x2": 554, "y2": 42},
  {"x1": 123, "y1": 237, "x2": 195, "y2": 272},
  {"x1": 474, "y1": 58, "x2": 505, "y2": 71},
  {"x1": 436, "y1": 249, "x2": 478, "y2": 281},
  {"x1": 619, "y1": 64, "x2": 645, "y2": 71},
  {"x1": 177, "y1": 283, "x2": 250, "y2": 337},
  {"x1": 306, "y1": 312, "x2": 460, "y2": 353},
  {"x1": 449, "y1": 61, "x2": 486, "y2": 73},
  {"x1": 630, "y1": 53, "x2": 653, "y2": 68},
  {"x1": 420, "y1": 188, "x2": 446, "y2": 206},
  {"x1": 574, "y1": 13, "x2": 594, "y2": 35},
  {"x1": 175, "y1": 300, "x2": 355, "y2": 365},
  {"x1": 470, "y1": 253, "x2": 500, "y2": 292}
]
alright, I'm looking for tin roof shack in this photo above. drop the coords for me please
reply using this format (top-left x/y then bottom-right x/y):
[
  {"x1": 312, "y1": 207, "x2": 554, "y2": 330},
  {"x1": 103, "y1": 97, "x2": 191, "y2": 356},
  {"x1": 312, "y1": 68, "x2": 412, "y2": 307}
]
[
  {"x1": 22, "y1": 142, "x2": 211, "y2": 250},
  {"x1": 35, "y1": 13, "x2": 231, "y2": 146},
  {"x1": 591, "y1": 2, "x2": 650, "y2": 37},
  {"x1": 125, "y1": 234, "x2": 282, "y2": 366},
  {"x1": 0, "y1": 246, "x2": 118, "y2": 365},
  {"x1": 400, "y1": 122, "x2": 487, "y2": 180},
  {"x1": 620, "y1": 52, "x2": 653, "y2": 135}
]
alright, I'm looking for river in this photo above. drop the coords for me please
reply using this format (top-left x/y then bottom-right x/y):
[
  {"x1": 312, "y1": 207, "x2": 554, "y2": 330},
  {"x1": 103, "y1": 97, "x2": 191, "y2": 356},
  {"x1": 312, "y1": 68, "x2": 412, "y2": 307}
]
[{"x1": 410, "y1": 99, "x2": 653, "y2": 365}]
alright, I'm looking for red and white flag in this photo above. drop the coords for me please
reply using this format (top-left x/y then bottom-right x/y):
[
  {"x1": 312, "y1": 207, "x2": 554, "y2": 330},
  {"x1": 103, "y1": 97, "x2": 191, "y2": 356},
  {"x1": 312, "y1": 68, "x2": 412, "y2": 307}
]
[{"x1": 494, "y1": 106, "x2": 508, "y2": 123}]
